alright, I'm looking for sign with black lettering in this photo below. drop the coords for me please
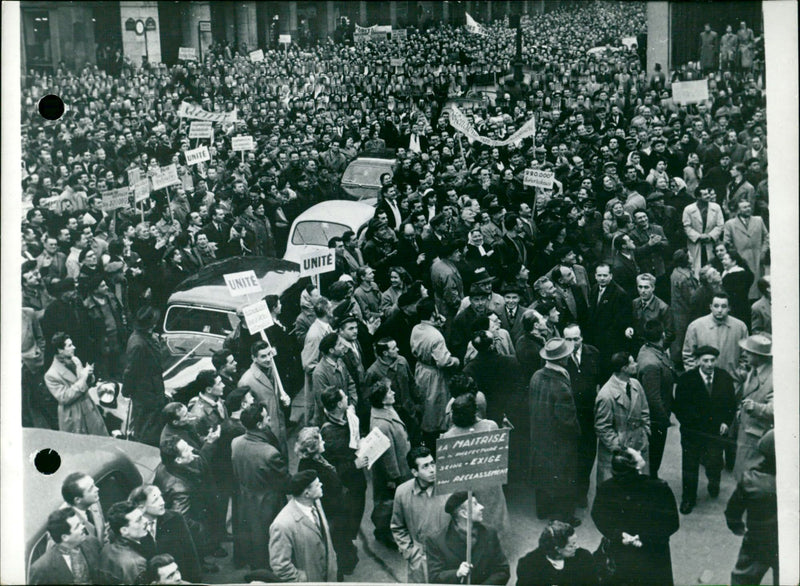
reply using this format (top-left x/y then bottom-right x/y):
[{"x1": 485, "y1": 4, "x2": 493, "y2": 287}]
[
  {"x1": 189, "y1": 121, "x2": 213, "y2": 138},
  {"x1": 185, "y1": 146, "x2": 210, "y2": 166},
  {"x1": 232, "y1": 135, "x2": 255, "y2": 151},
  {"x1": 299, "y1": 249, "x2": 337, "y2": 277},
  {"x1": 241, "y1": 300, "x2": 274, "y2": 333},
  {"x1": 100, "y1": 188, "x2": 131, "y2": 212},
  {"x1": 435, "y1": 429, "x2": 510, "y2": 494},
  {"x1": 223, "y1": 270, "x2": 263, "y2": 297},
  {"x1": 178, "y1": 47, "x2": 197, "y2": 61},
  {"x1": 523, "y1": 168, "x2": 555, "y2": 189},
  {"x1": 150, "y1": 164, "x2": 181, "y2": 191}
]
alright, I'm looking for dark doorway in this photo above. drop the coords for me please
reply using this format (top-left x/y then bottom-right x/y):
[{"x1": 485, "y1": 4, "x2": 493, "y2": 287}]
[{"x1": 158, "y1": 1, "x2": 185, "y2": 66}]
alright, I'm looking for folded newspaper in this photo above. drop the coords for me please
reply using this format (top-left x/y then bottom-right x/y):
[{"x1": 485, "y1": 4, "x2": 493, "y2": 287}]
[{"x1": 355, "y1": 427, "x2": 391, "y2": 469}]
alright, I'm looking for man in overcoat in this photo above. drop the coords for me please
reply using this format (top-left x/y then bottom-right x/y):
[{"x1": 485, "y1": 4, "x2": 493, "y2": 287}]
[
  {"x1": 595, "y1": 352, "x2": 652, "y2": 484},
  {"x1": 231, "y1": 403, "x2": 290, "y2": 570},
  {"x1": 529, "y1": 338, "x2": 581, "y2": 525},
  {"x1": 586, "y1": 263, "x2": 631, "y2": 380},
  {"x1": 723, "y1": 200, "x2": 769, "y2": 300},
  {"x1": 269, "y1": 471, "x2": 338, "y2": 582},
  {"x1": 682, "y1": 187, "x2": 725, "y2": 278},
  {"x1": 673, "y1": 346, "x2": 736, "y2": 514}
]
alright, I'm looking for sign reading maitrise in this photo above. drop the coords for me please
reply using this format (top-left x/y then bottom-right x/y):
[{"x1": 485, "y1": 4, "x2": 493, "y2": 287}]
[{"x1": 435, "y1": 429, "x2": 510, "y2": 494}]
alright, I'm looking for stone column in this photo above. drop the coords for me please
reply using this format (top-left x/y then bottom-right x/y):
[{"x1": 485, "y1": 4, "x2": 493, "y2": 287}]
[
  {"x1": 359, "y1": 1, "x2": 367, "y2": 25},
  {"x1": 181, "y1": 1, "x2": 211, "y2": 58},
  {"x1": 325, "y1": 1, "x2": 337, "y2": 38},
  {"x1": 390, "y1": 2, "x2": 398, "y2": 27},
  {"x1": 235, "y1": 1, "x2": 258, "y2": 51},
  {"x1": 647, "y1": 1, "x2": 670, "y2": 76},
  {"x1": 288, "y1": 1, "x2": 298, "y2": 35}
]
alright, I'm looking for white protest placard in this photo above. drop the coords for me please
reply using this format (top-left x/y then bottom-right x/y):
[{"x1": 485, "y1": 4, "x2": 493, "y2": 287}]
[
  {"x1": 241, "y1": 300, "x2": 274, "y2": 333},
  {"x1": 185, "y1": 146, "x2": 210, "y2": 166},
  {"x1": 299, "y1": 249, "x2": 337, "y2": 277},
  {"x1": 279, "y1": 34, "x2": 291, "y2": 44},
  {"x1": 621, "y1": 36, "x2": 638, "y2": 50},
  {"x1": 249, "y1": 48, "x2": 264, "y2": 62},
  {"x1": 133, "y1": 179, "x2": 151, "y2": 203},
  {"x1": 356, "y1": 427, "x2": 391, "y2": 469},
  {"x1": 100, "y1": 188, "x2": 131, "y2": 212},
  {"x1": 177, "y1": 101, "x2": 238, "y2": 124},
  {"x1": 189, "y1": 121, "x2": 213, "y2": 139},
  {"x1": 671, "y1": 79, "x2": 709, "y2": 104},
  {"x1": 393, "y1": 29, "x2": 407, "y2": 41},
  {"x1": 390, "y1": 58, "x2": 405, "y2": 67},
  {"x1": 150, "y1": 164, "x2": 181, "y2": 191},
  {"x1": 231, "y1": 135, "x2": 255, "y2": 151},
  {"x1": 178, "y1": 47, "x2": 197, "y2": 61},
  {"x1": 127, "y1": 167, "x2": 143, "y2": 185},
  {"x1": 224, "y1": 270, "x2": 262, "y2": 297},
  {"x1": 523, "y1": 168, "x2": 555, "y2": 189}
]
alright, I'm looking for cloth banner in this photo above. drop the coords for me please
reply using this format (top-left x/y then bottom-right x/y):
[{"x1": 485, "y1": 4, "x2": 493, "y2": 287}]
[
  {"x1": 177, "y1": 102, "x2": 238, "y2": 124},
  {"x1": 465, "y1": 12, "x2": 487, "y2": 36},
  {"x1": 448, "y1": 105, "x2": 536, "y2": 146}
]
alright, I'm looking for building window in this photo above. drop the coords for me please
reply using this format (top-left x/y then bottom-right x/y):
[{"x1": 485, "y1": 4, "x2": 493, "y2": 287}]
[{"x1": 23, "y1": 10, "x2": 53, "y2": 68}]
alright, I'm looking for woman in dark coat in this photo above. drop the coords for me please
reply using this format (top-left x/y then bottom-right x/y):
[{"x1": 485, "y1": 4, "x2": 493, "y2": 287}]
[
  {"x1": 591, "y1": 448, "x2": 680, "y2": 586},
  {"x1": 296, "y1": 426, "x2": 356, "y2": 579},
  {"x1": 516, "y1": 521, "x2": 597, "y2": 586},
  {"x1": 720, "y1": 248, "x2": 754, "y2": 325}
]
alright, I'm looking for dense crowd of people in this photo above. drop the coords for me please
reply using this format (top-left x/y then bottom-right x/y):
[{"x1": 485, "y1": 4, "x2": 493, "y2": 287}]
[{"x1": 20, "y1": 2, "x2": 776, "y2": 584}]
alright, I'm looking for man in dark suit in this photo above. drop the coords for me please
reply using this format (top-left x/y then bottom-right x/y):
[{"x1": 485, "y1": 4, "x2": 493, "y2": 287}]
[
  {"x1": 673, "y1": 345, "x2": 737, "y2": 514},
  {"x1": 29, "y1": 508, "x2": 101, "y2": 584},
  {"x1": 497, "y1": 284, "x2": 527, "y2": 343},
  {"x1": 200, "y1": 204, "x2": 230, "y2": 250},
  {"x1": 400, "y1": 121, "x2": 429, "y2": 154},
  {"x1": 610, "y1": 234, "x2": 640, "y2": 298},
  {"x1": 563, "y1": 324, "x2": 602, "y2": 508},
  {"x1": 129, "y1": 484, "x2": 205, "y2": 581},
  {"x1": 375, "y1": 184, "x2": 403, "y2": 230},
  {"x1": 586, "y1": 263, "x2": 632, "y2": 380}
]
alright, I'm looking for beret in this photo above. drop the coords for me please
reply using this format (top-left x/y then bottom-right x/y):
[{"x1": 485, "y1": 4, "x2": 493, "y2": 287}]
[
  {"x1": 445, "y1": 491, "x2": 469, "y2": 516},
  {"x1": 693, "y1": 345, "x2": 720, "y2": 358},
  {"x1": 289, "y1": 470, "x2": 318, "y2": 496}
]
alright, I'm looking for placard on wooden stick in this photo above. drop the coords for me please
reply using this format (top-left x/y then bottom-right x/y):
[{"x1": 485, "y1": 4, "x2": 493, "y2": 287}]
[{"x1": 435, "y1": 428, "x2": 510, "y2": 494}]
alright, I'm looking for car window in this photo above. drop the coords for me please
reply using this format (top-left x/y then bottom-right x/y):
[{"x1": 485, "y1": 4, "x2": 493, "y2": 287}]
[
  {"x1": 291, "y1": 220, "x2": 350, "y2": 247},
  {"x1": 27, "y1": 534, "x2": 49, "y2": 580},
  {"x1": 164, "y1": 306, "x2": 237, "y2": 336}
]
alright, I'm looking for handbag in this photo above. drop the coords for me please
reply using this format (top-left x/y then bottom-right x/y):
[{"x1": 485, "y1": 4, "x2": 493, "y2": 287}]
[{"x1": 593, "y1": 536, "x2": 617, "y2": 584}]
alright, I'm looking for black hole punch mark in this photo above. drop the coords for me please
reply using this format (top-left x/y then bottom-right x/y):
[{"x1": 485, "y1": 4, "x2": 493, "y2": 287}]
[
  {"x1": 34, "y1": 448, "x2": 61, "y2": 475},
  {"x1": 38, "y1": 95, "x2": 65, "y2": 121}
]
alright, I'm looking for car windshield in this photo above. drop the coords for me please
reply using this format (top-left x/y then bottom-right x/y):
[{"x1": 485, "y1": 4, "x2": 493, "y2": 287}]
[
  {"x1": 291, "y1": 220, "x2": 350, "y2": 246},
  {"x1": 164, "y1": 306, "x2": 237, "y2": 336}
]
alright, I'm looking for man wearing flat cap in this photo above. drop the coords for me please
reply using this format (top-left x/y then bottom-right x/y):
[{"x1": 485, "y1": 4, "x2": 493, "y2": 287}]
[
  {"x1": 529, "y1": 338, "x2": 582, "y2": 525},
  {"x1": 123, "y1": 306, "x2": 168, "y2": 446},
  {"x1": 673, "y1": 346, "x2": 737, "y2": 514},
  {"x1": 270, "y1": 470, "x2": 337, "y2": 582},
  {"x1": 426, "y1": 492, "x2": 509, "y2": 584},
  {"x1": 449, "y1": 281, "x2": 493, "y2": 362},
  {"x1": 732, "y1": 334, "x2": 773, "y2": 482}
]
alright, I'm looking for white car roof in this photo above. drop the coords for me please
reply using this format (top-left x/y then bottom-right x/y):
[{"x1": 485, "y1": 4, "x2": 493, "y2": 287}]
[{"x1": 292, "y1": 200, "x2": 375, "y2": 227}]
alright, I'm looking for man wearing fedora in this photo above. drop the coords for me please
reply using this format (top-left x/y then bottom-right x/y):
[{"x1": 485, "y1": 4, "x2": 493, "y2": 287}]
[
  {"x1": 673, "y1": 346, "x2": 737, "y2": 514},
  {"x1": 529, "y1": 338, "x2": 582, "y2": 525},
  {"x1": 732, "y1": 334, "x2": 773, "y2": 482}
]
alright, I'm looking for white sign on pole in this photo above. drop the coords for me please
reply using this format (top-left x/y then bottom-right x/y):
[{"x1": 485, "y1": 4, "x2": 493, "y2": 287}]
[
  {"x1": 390, "y1": 58, "x2": 405, "y2": 67},
  {"x1": 127, "y1": 167, "x2": 143, "y2": 185},
  {"x1": 100, "y1": 188, "x2": 131, "y2": 211},
  {"x1": 241, "y1": 300, "x2": 275, "y2": 333},
  {"x1": 188, "y1": 121, "x2": 213, "y2": 139},
  {"x1": 523, "y1": 168, "x2": 555, "y2": 189},
  {"x1": 299, "y1": 249, "x2": 337, "y2": 277},
  {"x1": 249, "y1": 49, "x2": 265, "y2": 62},
  {"x1": 231, "y1": 135, "x2": 255, "y2": 151},
  {"x1": 133, "y1": 179, "x2": 151, "y2": 203},
  {"x1": 185, "y1": 146, "x2": 211, "y2": 166},
  {"x1": 224, "y1": 270, "x2": 263, "y2": 297},
  {"x1": 150, "y1": 164, "x2": 181, "y2": 191},
  {"x1": 671, "y1": 79, "x2": 709, "y2": 104},
  {"x1": 279, "y1": 34, "x2": 291, "y2": 44},
  {"x1": 178, "y1": 47, "x2": 197, "y2": 61}
]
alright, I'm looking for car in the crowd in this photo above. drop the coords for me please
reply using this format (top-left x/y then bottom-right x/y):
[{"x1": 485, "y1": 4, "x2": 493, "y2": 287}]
[
  {"x1": 340, "y1": 155, "x2": 396, "y2": 203},
  {"x1": 24, "y1": 428, "x2": 160, "y2": 580},
  {"x1": 282, "y1": 200, "x2": 375, "y2": 266},
  {"x1": 161, "y1": 256, "x2": 306, "y2": 392}
]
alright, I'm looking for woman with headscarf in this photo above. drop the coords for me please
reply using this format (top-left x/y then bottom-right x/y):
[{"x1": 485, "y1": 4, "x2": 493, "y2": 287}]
[
  {"x1": 516, "y1": 520, "x2": 597, "y2": 586},
  {"x1": 591, "y1": 448, "x2": 680, "y2": 586}
]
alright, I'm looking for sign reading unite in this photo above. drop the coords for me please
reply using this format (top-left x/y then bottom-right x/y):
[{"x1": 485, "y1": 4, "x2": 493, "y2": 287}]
[
  {"x1": 435, "y1": 429, "x2": 510, "y2": 494},
  {"x1": 299, "y1": 249, "x2": 337, "y2": 277}
]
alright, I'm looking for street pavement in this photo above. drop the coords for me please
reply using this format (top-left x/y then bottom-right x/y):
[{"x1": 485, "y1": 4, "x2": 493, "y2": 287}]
[{"x1": 207, "y1": 415, "x2": 768, "y2": 585}]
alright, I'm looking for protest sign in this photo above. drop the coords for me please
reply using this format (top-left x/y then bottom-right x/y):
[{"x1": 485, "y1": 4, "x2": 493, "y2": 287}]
[
  {"x1": 231, "y1": 135, "x2": 255, "y2": 151},
  {"x1": 188, "y1": 121, "x2": 213, "y2": 139},
  {"x1": 133, "y1": 179, "x2": 151, "y2": 203},
  {"x1": 150, "y1": 164, "x2": 181, "y2": 191},
  {"x1": 390, "y1": 58, "x2": 405, "y2": 67},
  {"x1": 621, "y1": 36, "x2": 638, "y2": 49},
  {"x1": 299, "y1": 249, "x2": 337, "y2": 277},
  {"x1": 523, "y1": 168, "x2": 555, "y2": 189},
  {"x1": 249, "y1": 49, "x2": 264, "y2": 62},
  {"x1": 241, "y1": 300, "x2": 274, "y2": 334},
  {"x1": 100, "y1": 188, "x2": 131, "y2": 212},
  {"x1": 393, "y1": 29, "x2": 407, "y2": 41},
  {"x1": 177, "y1": 101, "x2": 238, "y2": 124},
  {"x1": 435, "y1": 429, "x2": 510, "y2": 494},
  {"x1": 448, "y1": 105, "x2": 536, "y2": 147},
  {"x1": 127, "y1": 167, "x2": 143, "y2": 185},
  {"x1": 184, "y1": 145, "x2": 210, "y2": 166},
  {"x1": 178, "y1": 47, "x2": 197, "y2": 61},
  {"x1": 356, "y1": 427, "x2": 391, "y2": 469},
  {"x1": 224, "y1": 270, "x2": 263, "y2": 297},
  {"x1": 279, "y1": 34, "x2": 292, "y2": 44},
  {"x1": 671, "y1": 79, "x2": 709, "y2": 104}
]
